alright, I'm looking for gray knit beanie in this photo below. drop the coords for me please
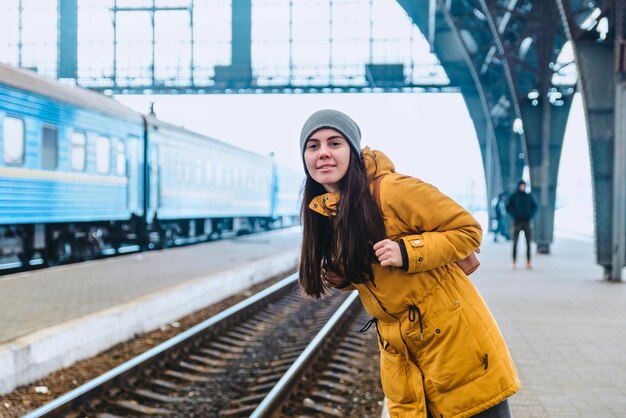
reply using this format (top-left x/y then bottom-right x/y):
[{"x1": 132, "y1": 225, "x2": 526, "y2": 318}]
[{"x1": 300, "y1": 109, "x2": 361, "y2": 170}]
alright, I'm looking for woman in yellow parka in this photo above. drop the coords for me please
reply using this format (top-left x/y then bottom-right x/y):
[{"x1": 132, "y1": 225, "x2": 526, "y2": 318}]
[{"x1": 298, "y1": 109, "x2": 520, "y2": 418}]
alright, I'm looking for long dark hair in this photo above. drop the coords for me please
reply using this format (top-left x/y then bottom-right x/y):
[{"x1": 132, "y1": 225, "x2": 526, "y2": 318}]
[{"x1": 299, "y1": 150, "x2": 386, "y2": 298}]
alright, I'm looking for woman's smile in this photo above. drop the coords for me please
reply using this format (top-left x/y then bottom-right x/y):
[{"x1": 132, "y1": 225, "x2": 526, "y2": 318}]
[{"x1": 317, "y1": 164, "x2": 336, "y2": 172}]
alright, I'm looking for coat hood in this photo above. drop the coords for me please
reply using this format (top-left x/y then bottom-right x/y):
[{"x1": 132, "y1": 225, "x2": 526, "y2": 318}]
[{"x1": 363, "y1": 147, "x2": 396, "y2": 179}]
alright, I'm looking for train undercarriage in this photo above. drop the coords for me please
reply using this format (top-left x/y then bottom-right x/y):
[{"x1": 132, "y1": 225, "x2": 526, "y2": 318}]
[{"x1": 0, "y1": 215, "x2": 298, "y2": 274}]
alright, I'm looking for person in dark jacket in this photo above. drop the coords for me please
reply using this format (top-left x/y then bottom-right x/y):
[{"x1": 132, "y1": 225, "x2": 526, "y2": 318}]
[{"x1": 506, "y1": 180, "x2": 538, "y2": 269}]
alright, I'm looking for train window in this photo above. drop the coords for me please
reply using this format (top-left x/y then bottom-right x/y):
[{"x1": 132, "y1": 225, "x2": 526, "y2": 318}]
[
  {"x1": 246, "y1": 171, "x2": 253, "y2": 191},
  {"x1": 184, "y1": 156, "x2": 192, "y2": 184},
  {"x1": 175, "y1": 154, "x2": 183, "y2": 183},
  {"x1": 233, "y1": 167, "x2": 241, "y2": 189},
  {"x1": 215, "y1": 162, "x2": 223, "y2": 187},
  {"x1": 3, "y1": 116, "x2": 25, "y2": 166},
  {"x1": 194, "y1": 159, "x2": 202, "y2": 185},
  {"x1": 150, "y1": 146, "x2": 160, "y2": 209},
  {"x1": 41, "y1": 125, "x2": 58, "y2": 170},
  {"x1": 225, "y1": 165, "x2": 232, "y2": 187},
  {"x1": 116, "y1": 141, "x2": 126, "y2": 176},
  {"x1": 70, "y1": 131, "x2": 86, "y2": 171},
  {"x1": 96, "y1": 135, "x2": 111, "y2": 174},
  {"x1": 205, "y1": 161, "x2": 213, "y2": 185}
]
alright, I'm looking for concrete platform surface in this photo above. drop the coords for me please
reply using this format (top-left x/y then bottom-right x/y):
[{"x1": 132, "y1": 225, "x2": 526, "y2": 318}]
[
  {"x1": 0, "y1": 227, "x2": 301, "y2": 394},
  {"x1": 469, "y1": 234, "x2": 625, "y2": 418}
]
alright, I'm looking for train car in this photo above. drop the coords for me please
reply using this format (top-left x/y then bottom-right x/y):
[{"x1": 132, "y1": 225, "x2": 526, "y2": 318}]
[
  {"x1": 0, "y1": 63, "x2": 145, "y2": 267},
  {"x1": 0, "y1": 62, "x2": 301, "y2": 271},
  {"x1": 143, "y1": 116, "x2": 276, "y2": 247},
  {"x1": 272, "y1": 165, "x2": 303, "y2": 227}
]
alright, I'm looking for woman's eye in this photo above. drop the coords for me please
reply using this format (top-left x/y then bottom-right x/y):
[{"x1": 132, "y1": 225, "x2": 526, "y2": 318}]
[{"x1": 307, "y1": 143, "x2": 318, "y2": 150}]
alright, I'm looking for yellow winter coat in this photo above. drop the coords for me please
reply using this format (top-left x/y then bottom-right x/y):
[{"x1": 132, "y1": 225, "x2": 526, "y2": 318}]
[{"x1": 308, "y1": 148, "x2": 520, "y2": 418}]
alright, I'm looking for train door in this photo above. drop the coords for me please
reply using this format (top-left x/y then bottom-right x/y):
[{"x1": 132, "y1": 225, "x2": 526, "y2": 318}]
[
  {"x1": 127, "y1": 137, "x2": 141, "y2": 213},
  {"x1": 270, "y1": 161, "x2": 278, "y2": 220},
  {"x1": 149, "y1": 145, "x2": 160, "y2": 217}
]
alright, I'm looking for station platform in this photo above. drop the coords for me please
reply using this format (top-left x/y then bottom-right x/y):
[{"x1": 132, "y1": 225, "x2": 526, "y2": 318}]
[
  {"x1": 466, "y1": 234, "x2": 625, "y2": 418},
  {"x1": 0, "y1": 227, "x2": 301, "y2": 395},
  {"x1": 1, "y1": 227, "x2": 624, "y2": 417}
]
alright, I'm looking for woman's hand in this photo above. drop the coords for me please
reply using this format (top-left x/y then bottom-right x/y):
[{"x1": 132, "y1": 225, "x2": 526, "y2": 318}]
[
  {"x1": 323, "y1": 269, "x2": 348, "y2": 288},
  {"x1": 373, "y1": 239, "x2": 403, "y2": 267}
]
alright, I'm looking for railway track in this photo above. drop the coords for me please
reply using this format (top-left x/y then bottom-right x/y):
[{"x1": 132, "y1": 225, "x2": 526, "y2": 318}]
[{"x1": 23, "y1": 273, "x2": 383, "y2": 417}]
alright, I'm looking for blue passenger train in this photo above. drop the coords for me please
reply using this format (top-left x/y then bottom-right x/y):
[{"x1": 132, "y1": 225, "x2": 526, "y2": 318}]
[{"x1": 0, "y1": 63, "x2": 301, "y2": 270}]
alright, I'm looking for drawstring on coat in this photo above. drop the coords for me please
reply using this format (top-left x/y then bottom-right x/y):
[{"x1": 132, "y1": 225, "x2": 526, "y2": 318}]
[
  {"x1": 360, "y1": 317, "x2": 384, "y2": 347},
  {"x1": 408, "y1": 304, "x2": 423, "y2": 340},
  {"x1": 359, "y1": 317, "x2": 377, "y2": 332}
]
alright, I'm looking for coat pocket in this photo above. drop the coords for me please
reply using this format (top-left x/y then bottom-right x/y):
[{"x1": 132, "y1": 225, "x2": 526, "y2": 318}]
[
  {"x1": 412, "y1": 302, "x2": 488, "y2": 393},
  {"x1": 379, "y1": 342, "x2": 417, "y2": 403}
]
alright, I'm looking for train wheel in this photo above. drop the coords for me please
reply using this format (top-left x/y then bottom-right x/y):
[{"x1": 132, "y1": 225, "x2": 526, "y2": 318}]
[
  {"x1": 46, "y1": 237, "x2": 73, "y2": 266},
  {"x1": 57, "y1": 239, "x2": 74, "y2": 263},
  {"x1": 163, "y1": 228, "x2": 175, "y2": 248}
]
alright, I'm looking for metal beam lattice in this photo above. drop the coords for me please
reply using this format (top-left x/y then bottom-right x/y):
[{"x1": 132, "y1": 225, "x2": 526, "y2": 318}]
[{"x1": 101, "y1": 0, "x2": 451, "y2": 93}]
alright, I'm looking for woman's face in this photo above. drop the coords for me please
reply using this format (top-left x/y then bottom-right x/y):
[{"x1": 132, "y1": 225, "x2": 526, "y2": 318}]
[{"x1": 304, "y1": 128, "x2": 351, "y2": 193}]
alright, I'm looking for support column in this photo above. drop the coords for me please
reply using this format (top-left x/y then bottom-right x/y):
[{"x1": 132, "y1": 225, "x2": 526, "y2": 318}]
[
  {"x1": 214, "y1": 0, "x2": 253, "y2": 87},
  {"x1": 232, "y1": 0, "x2": 251, "y2": 69},
  {"x1": 486, "y1": 134, "x2": 500, "y2": 213},
  {"x1": 612, "y1": 81, "x2": 626, "y2": 281},
  {"x1": 461, "y1": 92, "x2": 500, "y2": 215},
  {"x1": 493, "y1": 123, "x2": 524, "y2": 236},
  {"x1": 576, "y1": 41, "x2": 615, "y2": 273},
  {"x1": 494, "y1": 124, "x2": 524, "y2": 194},
  {"x1": 611, "y1": 0, "x2": 626, "y2": 281},
  {"x1": 57, "y1": 0, "x2": 77, "y2": 80},
  {"x1": 520, "y1": 96, "x2": 573, "y2": 254}
]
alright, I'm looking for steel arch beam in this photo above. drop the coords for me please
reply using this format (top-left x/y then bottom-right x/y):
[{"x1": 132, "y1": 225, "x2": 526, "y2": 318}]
[
  {"x1": 557, "y1": 0, "x2": 625, "y2": 280},
  {"x1": 395, "y1": 0, "x2": 523, "y2": 223},
  {"x1": 477, "y1": 1, "x2": 575, "y2": 255},
  {"x1": 520, "y1": 95, "x2": 573, "y2": 252},
  {"x1": 398, "y1": 0, "x2": 578, "y2": 257}
]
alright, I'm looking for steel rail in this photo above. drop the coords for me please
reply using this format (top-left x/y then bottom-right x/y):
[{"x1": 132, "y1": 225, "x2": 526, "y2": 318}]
[
  {"x1": 22, "y1": 272, "x2": 299, "y2": 418},
  {"x1": 249, "y1": 290, "x2": 360, "y2": 418}
]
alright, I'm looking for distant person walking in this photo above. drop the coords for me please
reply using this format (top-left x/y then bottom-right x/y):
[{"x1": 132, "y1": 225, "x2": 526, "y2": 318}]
[
  {"x1": 492, "y1": 192, "x2": 510, "y2": 242},
  {"x1": 506, "y1": 180, "x2": 538, "y2": 269}
]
